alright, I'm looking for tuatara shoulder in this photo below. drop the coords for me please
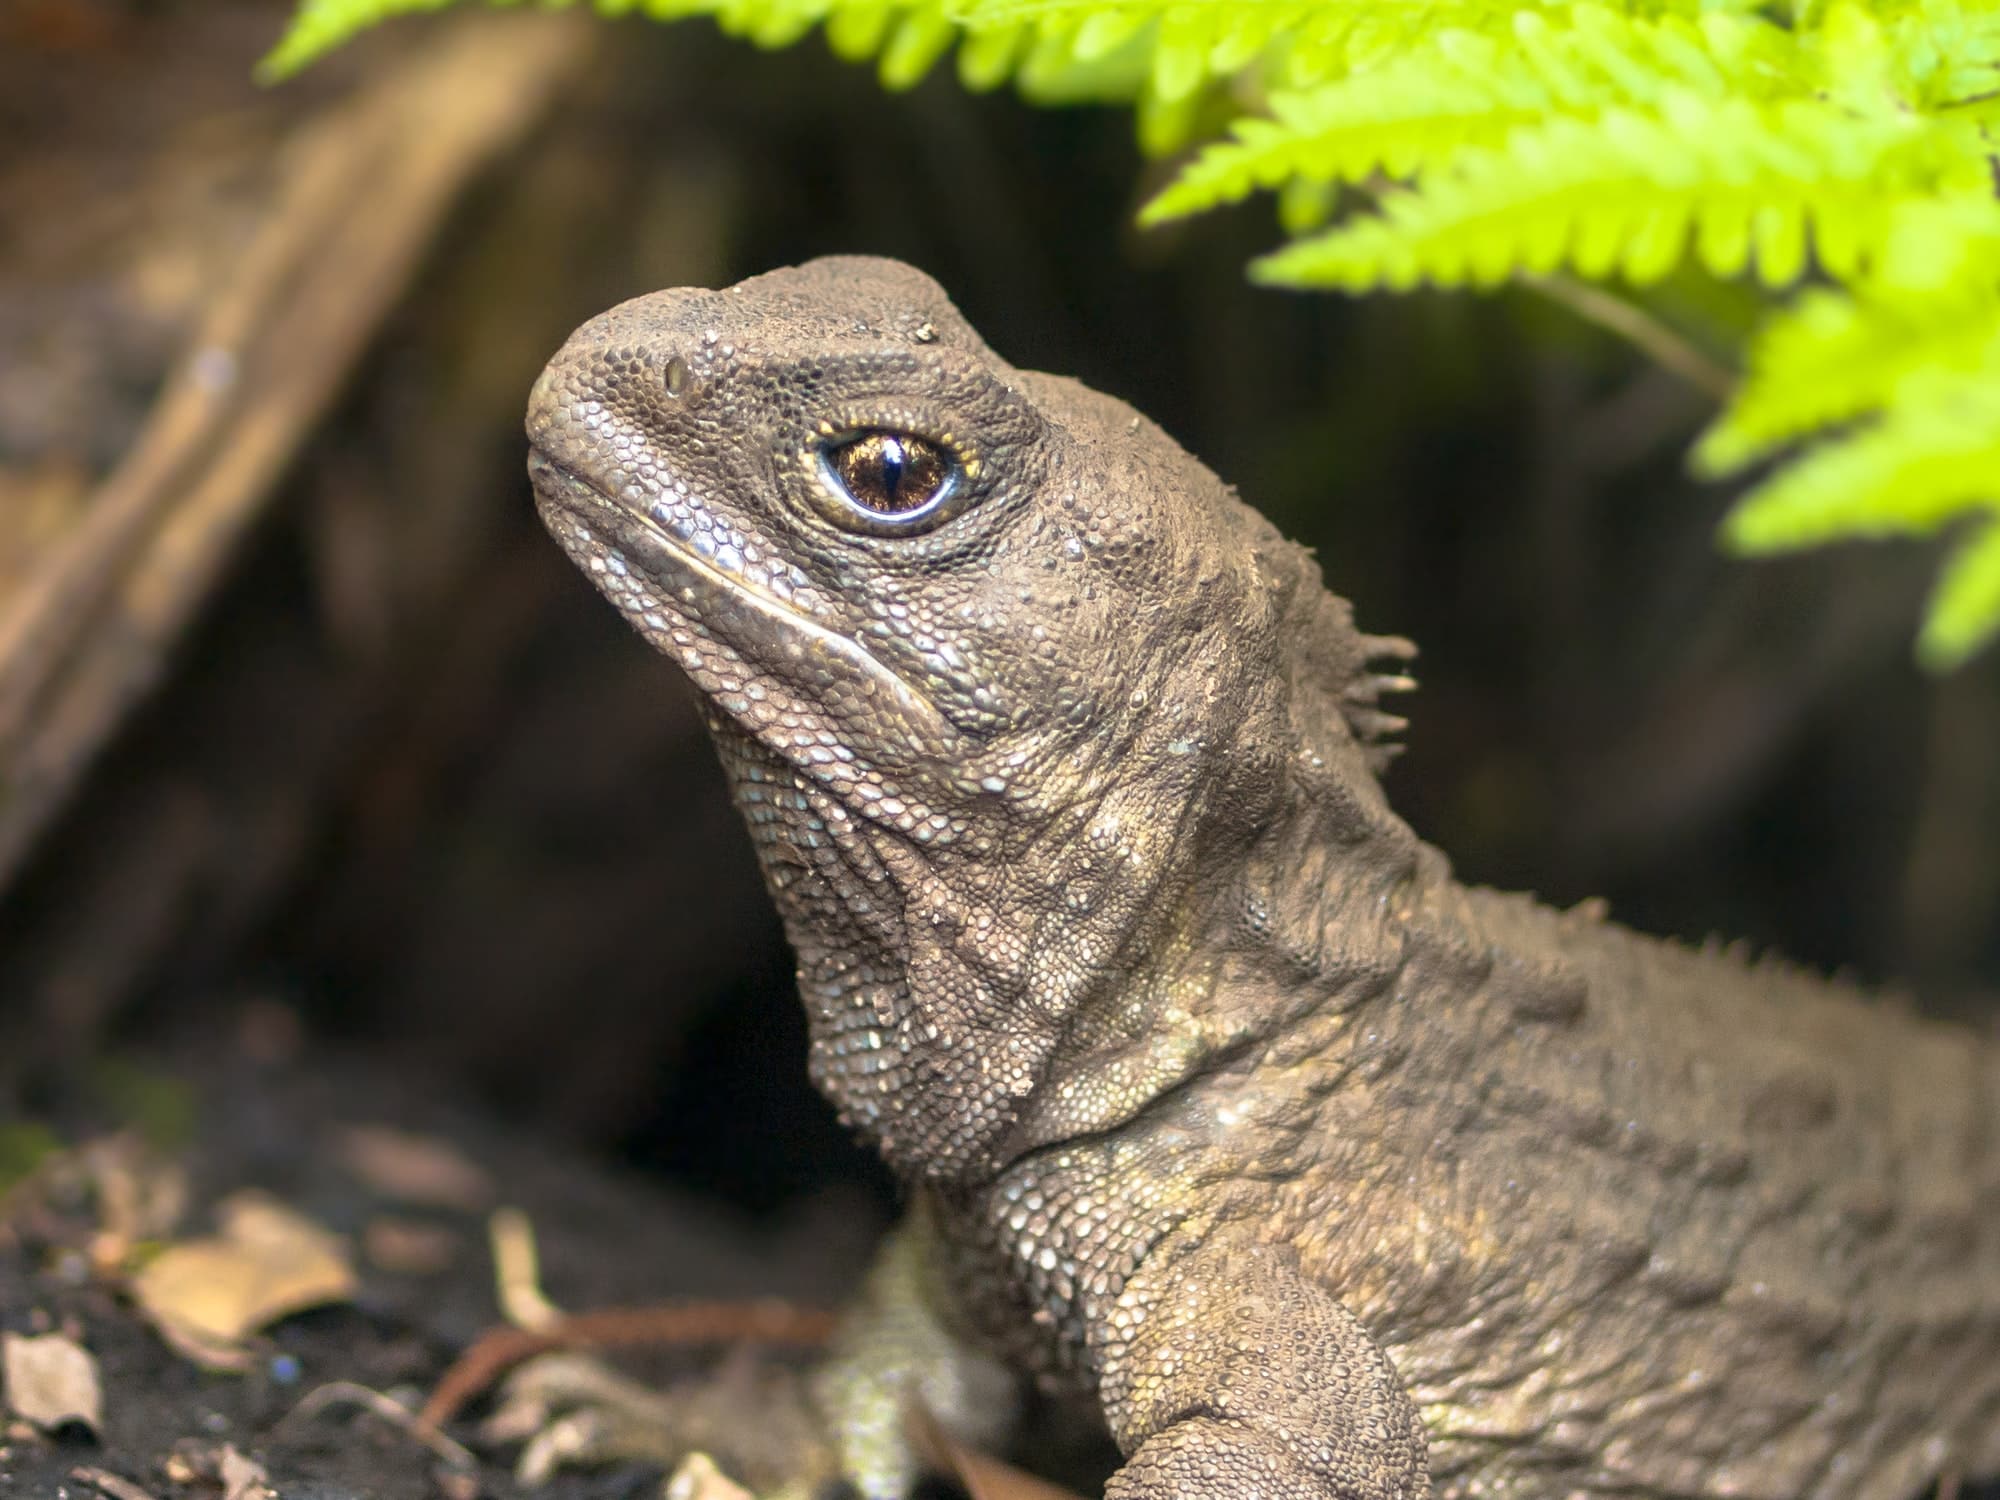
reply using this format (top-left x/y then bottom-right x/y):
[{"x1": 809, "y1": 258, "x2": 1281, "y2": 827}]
[{"x1": 525, "y1": 256, "x2": 2000, "y2": 1500}]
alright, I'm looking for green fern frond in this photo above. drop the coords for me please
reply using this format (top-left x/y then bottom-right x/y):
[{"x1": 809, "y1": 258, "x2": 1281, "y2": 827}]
[
  {"x1": 266, "y1": 0, "x2": 1014, "y2": 90},
  {"x1": 1697, "y1": 277, "x2": 2000, "y2": 469},
  {"x1": 1921, "y1": 519, "x2": 2000, "y2": 666},
  {"x1": 1142, "y1": 8, "x2": 1804, "y2": 225},
  {"x1": 1703, "y1": 201, "x2": 2000, "y2": 664},
  {"x1": 1703, "y1": 199, "x2": 2000, "y2": 483},
  {"x1": 1722, "y1": 365, "x2": 2000, "y2": 549},
  {"x1": 266, "y1": 0, "x2": 479, "y2": 76},
  {"x1": 1719, "y1": 360, "x2": 2000, "y2": 667},
  {"x1": 267, "y1": 0, "x2": 1283, "y2": 108},
  {"x1": 1252, "y1": 91, "x2": 1991, "y2": 292}
]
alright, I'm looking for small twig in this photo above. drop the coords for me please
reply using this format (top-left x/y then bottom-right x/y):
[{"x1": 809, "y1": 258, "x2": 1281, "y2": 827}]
[
  {"x1": 420, "y1": 1300, "x2": 840, "y2": 1429},
  {"x1": 68, "y1": 1467, "x2": 159, "y2": 1500},
  {"x1": 1523, "y1": 273, "x2": 1736, "y2": 402},
  {"x1": 286, "y1": 1380, "x2": 478, "y2": 1472}
]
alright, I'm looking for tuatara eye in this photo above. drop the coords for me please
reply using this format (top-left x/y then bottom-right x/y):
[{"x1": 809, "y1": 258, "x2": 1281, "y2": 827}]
[{"x1": 819, "y1": 430, "x2": 957, "y2": 530}]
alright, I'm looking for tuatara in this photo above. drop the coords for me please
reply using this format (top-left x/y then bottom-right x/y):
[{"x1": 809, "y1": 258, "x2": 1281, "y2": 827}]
[{"x1": 524, "y1": 256, "x2": 2000, "y2": 1500}]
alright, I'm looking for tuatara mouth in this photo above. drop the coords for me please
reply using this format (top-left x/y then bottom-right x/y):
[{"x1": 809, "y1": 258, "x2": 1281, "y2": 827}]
[{"x1": 526, "y1": 447, "x2": 962, "y2": 770}]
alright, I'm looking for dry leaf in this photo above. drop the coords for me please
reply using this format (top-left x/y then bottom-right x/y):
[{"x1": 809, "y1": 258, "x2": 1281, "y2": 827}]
[
  {"x1": 665, "y1": 1453, "x2": 753, "y2": 1500},
  {"x1": 83, "y1": 1134, "x2": 189, "y2": 1271},
  {"x1": 363, "y1": 1216, "x2": 460, "y2": 1275},
  {"x1": 3, "y1": 1331, "x2": 102, "y2": 1434},
  {"x1": 335, "y1": 1125, "x2": 493, "y2": 1211},
  {"x1": 129, "y1": 1190, "x2": 356, "y2": 1370},
  {"x1": 217, "y1": 1443, "x2": 275, "y2": 1500},
  {"x1": 160, "y1": 1440, "x2": 275, "y2": 1500}
]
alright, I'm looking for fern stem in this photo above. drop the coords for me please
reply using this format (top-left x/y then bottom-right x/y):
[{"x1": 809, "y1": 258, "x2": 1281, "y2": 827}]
[{"x1": 1524, "y1": 274, "x2": 1734, "y2": 402}]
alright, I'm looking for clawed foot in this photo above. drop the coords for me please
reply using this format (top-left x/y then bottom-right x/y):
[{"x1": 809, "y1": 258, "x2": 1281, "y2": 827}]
[{"x1": 483, "y1": 1349, "x2": 836, "y2": 1499}]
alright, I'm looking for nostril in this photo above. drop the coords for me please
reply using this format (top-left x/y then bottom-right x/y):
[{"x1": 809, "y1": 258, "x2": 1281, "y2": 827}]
[{"x1": 663, "y1": 354, "x2": 691, "y2": 399}]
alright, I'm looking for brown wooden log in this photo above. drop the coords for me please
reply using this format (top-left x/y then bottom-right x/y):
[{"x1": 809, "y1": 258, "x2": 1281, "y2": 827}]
[{"x1": 0, "y1": 11, "x2": 591, "y2": 892}]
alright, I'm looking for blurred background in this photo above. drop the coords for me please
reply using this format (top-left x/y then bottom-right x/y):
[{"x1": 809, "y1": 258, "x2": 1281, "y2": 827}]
[
  {"x1": 0, "y1": 0, "x2": 1995, "y2": 1474},
  {"x1": 5, "y1": 0, "x2": 1997, "y2": 1209}
]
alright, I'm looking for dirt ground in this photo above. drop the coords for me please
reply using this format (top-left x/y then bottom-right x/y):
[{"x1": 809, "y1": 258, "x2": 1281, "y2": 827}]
[{"x1": 1, "y1": 1029, "x2": 882, "y2": 1500}]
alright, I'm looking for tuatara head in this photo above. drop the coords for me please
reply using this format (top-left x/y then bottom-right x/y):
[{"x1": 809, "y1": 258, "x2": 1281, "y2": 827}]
[{"x1": 527, "y1": 257, "x2": 1413, "y2": 1180}]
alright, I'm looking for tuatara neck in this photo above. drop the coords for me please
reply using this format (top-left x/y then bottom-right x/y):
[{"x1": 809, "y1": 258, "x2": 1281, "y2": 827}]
[{"x1": 1001, "y1": 632, "x2": 1446, "y2": 1164}]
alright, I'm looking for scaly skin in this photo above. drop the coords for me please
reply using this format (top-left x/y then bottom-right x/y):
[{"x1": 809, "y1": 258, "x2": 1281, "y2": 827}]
[{"x1": 525, "y1": 257, "x2": 2000, "y2": 1500}]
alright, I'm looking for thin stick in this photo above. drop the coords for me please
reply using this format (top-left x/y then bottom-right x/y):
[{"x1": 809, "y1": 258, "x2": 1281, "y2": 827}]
[
  {"x1": 420, "y1": 1300, "x2": 839, "y2": 1428},
  {"x1": 68, "y1": 1468, "x2": 159, "y2": 1500},
  {"x1": 1524, "y1": 273, "x2": 1735, "y2": 402},
  {"x1": 286, "y1": 1380, "x2": 479, "y2": 1472}
]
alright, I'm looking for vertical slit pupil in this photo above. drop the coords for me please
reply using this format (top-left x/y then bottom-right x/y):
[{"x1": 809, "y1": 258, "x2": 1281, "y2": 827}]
[
  {"x1": 825, "y1": 431, "x2": 954, "y2": 523},
  {"x1": 878, "y1": 436, "x2": 908, "y2": 504}
]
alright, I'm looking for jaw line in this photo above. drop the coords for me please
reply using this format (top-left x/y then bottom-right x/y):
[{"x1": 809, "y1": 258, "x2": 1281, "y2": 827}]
[{"x1": 529, "y1": 448, "x2": 962, "y2": 763}]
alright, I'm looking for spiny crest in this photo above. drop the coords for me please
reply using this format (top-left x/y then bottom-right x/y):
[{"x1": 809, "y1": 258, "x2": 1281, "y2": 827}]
[
  {"x1": 1260, "y1": 540, "x2": 1418, "y2": 772},
  {"x1": 1344, "y1": 635, "x2": 1419, "y2": 772}
]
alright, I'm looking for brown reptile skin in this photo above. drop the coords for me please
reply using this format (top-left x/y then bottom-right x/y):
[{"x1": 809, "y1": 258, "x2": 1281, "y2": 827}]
[{"x1": 525, "y1": 257, "x2": 2000, "y2": 1500}]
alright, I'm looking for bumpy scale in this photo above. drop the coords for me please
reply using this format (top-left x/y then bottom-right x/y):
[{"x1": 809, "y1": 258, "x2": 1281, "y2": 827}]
[{"x1": 525, "y1": 257, "x2": 2000, "y2": 1500}]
